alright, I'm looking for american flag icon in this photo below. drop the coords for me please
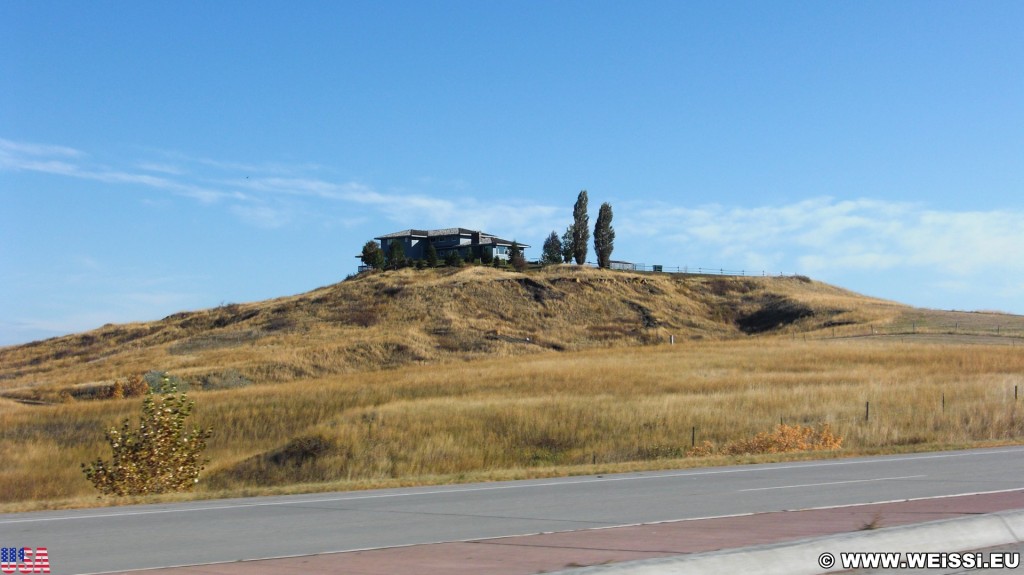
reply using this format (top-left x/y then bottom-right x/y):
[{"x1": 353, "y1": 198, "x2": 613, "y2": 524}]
[{"x1": 0, "y1": 547, "x2": 49, "y2": 573}]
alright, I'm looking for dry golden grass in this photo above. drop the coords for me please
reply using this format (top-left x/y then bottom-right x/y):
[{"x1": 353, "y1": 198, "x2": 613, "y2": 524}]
[
  {"x1": 0, "y1": 266, "x2": 915, "y2": 394},
  {"x1": 4, "y1": 267, "x2": 1024, "y2": 511},
  {"x1": 3, "y1": 337, "x2": 1024, "y2": 511}
]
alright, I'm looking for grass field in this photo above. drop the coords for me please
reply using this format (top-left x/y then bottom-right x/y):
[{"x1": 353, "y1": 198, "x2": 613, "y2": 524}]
[{"x1": 3, "y1": 335, "x2": 1023, "y2": 511}]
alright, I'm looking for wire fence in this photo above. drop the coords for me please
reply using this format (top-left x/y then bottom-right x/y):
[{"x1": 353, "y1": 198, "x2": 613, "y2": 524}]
[
  {"x1": 584, "y1": 261, "x2": 796, "y2": 277},
  {"x1": 681, "y1": 388, "x2": 1024, "y2": 450},
  {"x1": 813, "y1": 322, "x2": 1024, "y2": 341}
]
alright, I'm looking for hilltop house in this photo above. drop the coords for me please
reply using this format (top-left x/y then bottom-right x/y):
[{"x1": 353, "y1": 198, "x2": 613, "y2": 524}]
[{"x1": 375, "y1": 228, "x2": 530, "y2": 262}]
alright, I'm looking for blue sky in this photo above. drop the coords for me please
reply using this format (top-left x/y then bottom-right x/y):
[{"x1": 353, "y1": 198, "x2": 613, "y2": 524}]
[{"x1": 2, "y1": 1, "x2": 1023, "y2": 346}]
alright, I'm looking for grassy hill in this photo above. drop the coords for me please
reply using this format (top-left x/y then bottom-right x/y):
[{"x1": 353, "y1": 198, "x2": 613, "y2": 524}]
[
  {"x1": 4, "y1": 265, "x2": 1024, "y2": 510},
  {"x1": 0, "y1": 265, "x2": 907, "y2": 396}
]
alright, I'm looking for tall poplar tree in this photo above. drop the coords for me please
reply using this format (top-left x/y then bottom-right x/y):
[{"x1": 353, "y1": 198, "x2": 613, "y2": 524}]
[
  {"x1": 594, "y1": 202, "x2": 615, "y2": 269},
  {"x1": 572, "y1": 190, "x2": 589, "y2": 265}
]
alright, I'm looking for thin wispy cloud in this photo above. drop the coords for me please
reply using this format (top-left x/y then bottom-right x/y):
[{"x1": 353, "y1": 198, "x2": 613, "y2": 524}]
[
  {"x1": 136, "y1": 162, "x2": 187, "y2": 175},
  {"x1": 1, "y1": 137, "x2": 565, "y2": 240},
  {"x1": 230, "y1": 203, "x2": 293, "y2": 229},
  {"x1": 231, "y1": 173, "x2": 563, "y2": 240},
  {"x1": 623, "y1": 198, "x2": 1024, "y2": 277},
  {"x1": 235, "y1": 176, "x2": 367, "y2": 201},
  {"x1": 1, "y1": 137, "x2": 236, "y2": 204},
  {"x1": 0, "y1": 137, "x2": 84, "y2": 159}
]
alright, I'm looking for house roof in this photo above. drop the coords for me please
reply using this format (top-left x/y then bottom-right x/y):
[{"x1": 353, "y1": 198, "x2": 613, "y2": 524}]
[
  {"x1": 375, "y1": 229, "x2": 429, "y2": 239},
  {"x1": 375, "y1": 228, "x2": 530, "y2": 247},
  {"x1": 375, "y1": 228, "x2": 476, "y2": 239}
]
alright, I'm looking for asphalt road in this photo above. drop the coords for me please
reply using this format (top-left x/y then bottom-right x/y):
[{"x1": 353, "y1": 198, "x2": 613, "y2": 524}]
[{"x1": 3, "y1": 446, "x2": 1023, "y2": 575}]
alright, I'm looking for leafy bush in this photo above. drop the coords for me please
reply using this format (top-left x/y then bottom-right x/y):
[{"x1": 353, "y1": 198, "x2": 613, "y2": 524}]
[
  {"x1": 360, "y1": 240, "x2": 385, "y2": 270},
  {"x1": 81, "y1": 378, "x2": 212, "y2": 496},
  {"x1": 688, "y1": 423, "x2": 842, "y2": 457}
]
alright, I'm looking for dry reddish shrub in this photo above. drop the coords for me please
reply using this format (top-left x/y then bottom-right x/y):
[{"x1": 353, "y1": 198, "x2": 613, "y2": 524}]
[
  {"x1": 687, "y1": 423, "x2": 842, "y2": 457},
  {"x1": 121, "y1": 374, "x2": 150, "y2": 398}
]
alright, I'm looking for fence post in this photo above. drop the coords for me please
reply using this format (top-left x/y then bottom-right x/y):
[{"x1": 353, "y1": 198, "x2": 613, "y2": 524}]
[
  {"x1": 691, "y1": 426, "x2": 696, "y2": 447},
  {"x1": 942, "y1": 393, "x2": 945, "y2": 413},
  {"x1": 865, "y1": 401, "x2": 870, "y2": 422}
]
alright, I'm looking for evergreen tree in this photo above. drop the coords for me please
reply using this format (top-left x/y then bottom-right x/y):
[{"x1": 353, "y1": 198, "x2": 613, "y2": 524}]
[
  {"x1": 561, "y1": 225, "x2": 574, "y2": 263},
  {"x1": 386, "y1": 240, "x2": 405, "y2": 270},
  {"x1": 509, "y1": 241, "x2": 527, "y2": 272},
  {"x1": 594, "y1": 202, "x2": 615, "y2": 269},
  {"x1": 425, "y1": 242, "x2": 438, "y2": 268},
  {"x1": 360, "y1": 240, "x2": 385, "y2": 270},
  {"x1": 572, "y1": 190, "x2": 590, "y2": 264},
  {"x1": 541, "y1": 231, "x2": 563, "y2": 265}
]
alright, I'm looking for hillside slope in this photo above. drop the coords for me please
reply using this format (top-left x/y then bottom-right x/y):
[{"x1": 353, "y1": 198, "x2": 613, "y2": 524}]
[{"x1": 0, "y1": 265, "x2": 906, "y2": 392}]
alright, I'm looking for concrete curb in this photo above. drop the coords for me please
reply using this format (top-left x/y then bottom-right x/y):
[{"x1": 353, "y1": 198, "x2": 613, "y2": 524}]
[{"x1": 550, "y1": 509, "x2": 1024, "y2": 575}]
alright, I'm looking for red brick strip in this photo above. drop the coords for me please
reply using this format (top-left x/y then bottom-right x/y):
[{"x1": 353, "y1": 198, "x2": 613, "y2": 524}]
[{"x1": 103, "y1": 490, "x2": 1024, "y2": 575}]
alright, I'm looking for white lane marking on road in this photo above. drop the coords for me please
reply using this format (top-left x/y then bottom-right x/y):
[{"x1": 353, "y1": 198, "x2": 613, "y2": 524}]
[
  {"x1": 3, "y1": 447, "x2": 1022, "y2": 524},
  {"x1": 73, "y1": 486, "x2": 1024, "y2": 575},
  {"x1": 739, "y1": 474, "x2": 927, "y2": 492}
]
